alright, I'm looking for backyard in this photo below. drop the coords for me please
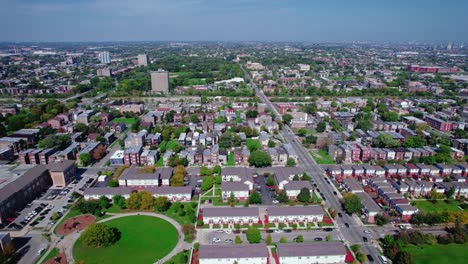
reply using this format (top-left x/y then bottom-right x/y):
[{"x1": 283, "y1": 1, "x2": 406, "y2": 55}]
[
  {"x1": 310, "y1": 149, "x2": 335, "y2": 164},
  {"x1": 111, "y1": 117, "x2": 137, "y2": 125},
  {"x1": 412, "y1": 200, "x2": 464, "y2": 213},
  {"x1": 73, "y1": 215, "x2": 178, "y2": 264},
  {"x1": 403, "y1": 243, "x2": 468, "y2": 264}
]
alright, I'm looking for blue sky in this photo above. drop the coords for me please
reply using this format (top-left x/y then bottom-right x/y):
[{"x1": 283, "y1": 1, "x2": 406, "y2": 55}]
[{"x1": 1, "y1": 0, "x2": 467, "y2": 42}]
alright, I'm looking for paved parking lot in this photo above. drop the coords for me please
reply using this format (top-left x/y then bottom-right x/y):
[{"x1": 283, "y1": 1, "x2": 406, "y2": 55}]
[
  {"x1": 198, "y1": 228, "x2": 341, "y2": 245},
  {"x1": 255, "y1": 175, "x2": 275, "y2": 205}
]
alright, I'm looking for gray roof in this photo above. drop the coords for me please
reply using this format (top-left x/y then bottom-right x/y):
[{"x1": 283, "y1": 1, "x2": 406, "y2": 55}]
[
  {"x1": 119, "y1": 168, "x2": 157, "y2": 180},
  {"x1": 267, "y1": 206, "x2": 323, "y2": 216},
  {"x1": 356, "y1": 192, "x2": 381, "y2": 213},
  {"x1": 199, "y1": 244, "x2": 267, "y2": 259},
  {"x1": 221, "y1": 182, "x2": 249, "y2": 192},
  {"x1": 0, "y1": 166, "x2": 49, "y2": 202},
  {"x1": 284, "y1": 181, "x2": 312, "y2": 191},
  {"x1": 277, "y1": 242, "x2": 346, "y2": 257},
  {"x1": 203, "y1": 207, "x2": 259, "y2": 218},
  {"x1": 84, "y1": 187, "x2": 133, "y2": 196}
]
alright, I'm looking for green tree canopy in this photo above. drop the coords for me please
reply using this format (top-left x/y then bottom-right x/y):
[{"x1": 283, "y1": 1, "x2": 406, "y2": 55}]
[
  {"x1": 80, "y1": 223, "x2": 120, "y2": 248},
  {"x1": 248, "y1": 150, "x2": 272, "y2": 167}
]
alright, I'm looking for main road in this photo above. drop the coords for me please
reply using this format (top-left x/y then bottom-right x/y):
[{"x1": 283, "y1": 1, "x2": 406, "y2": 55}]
[{"x1": 240, "y1": 64, "x2": 381, "y2": 262}]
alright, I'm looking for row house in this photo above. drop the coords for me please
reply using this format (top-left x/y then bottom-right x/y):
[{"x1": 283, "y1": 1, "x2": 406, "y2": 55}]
[
  {"x1": 145, "y1": 133, "x2": 161, "y2": 147},
  {"x1": 221, "y1": 182, "x2": 250, "y2": 201},
  {"x1": 276, "y1": 242, "x2": 346, "y2": 264},
  {"x1": 425, "y1": 115, "x2": 454, "y2": 131},
  {"x1": 199, "y1": 244, "x2": 267, "y2": 264},
  {"x1": 118, "y1": 167, "x2": 174, "y2": 187},
  {"x1": 84, "y1": 186, "x2": 192, "y2": 201},
  {"x1": 342, "y1": 179, "x2": 364, "y2": 193},
  {"x1": 266, "y1": 206, "x2": 323, "y2": 224},
  {"x1": 258, "y1": 167, "x2": 303, "y2": 190},
  {"x1": 108, "y1": 123, "x2": 127, "y2": 133},
  {"x1": 221, "y1": 167, "x2": 254, "y2": 190},
  {"x1": 283, "y1": 181, "x2": 313, "y2": 200},
  {"x1": 202, "y1": 207, "x2": 259, "y2": 225},
  {"x1": 356, "y1": 192, "x2": 381, "y2": 223}
]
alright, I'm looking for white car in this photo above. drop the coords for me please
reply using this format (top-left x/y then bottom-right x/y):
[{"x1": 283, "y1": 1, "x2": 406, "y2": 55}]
[
  {"x1": 272, "y1": 200, "x2": 279, "y2": 204},
  {"x1": 212, "y1": 237, "x2": 221, "y2": 243},
  {"x1": 37, "y1": 248, "x2": 45, "y2": 255},
  {"x1": 215, "y1": 230, "x2": 224, "y2": 233},
  {"x1": 274, "y1": 229, "x2": 282, "y2": 233},
  {"x1": 363, "y1": 230, "x2": 371, "y2": 234},
  {"x1": 225, "y1": 230, "x2": 232, "y2": 234}
]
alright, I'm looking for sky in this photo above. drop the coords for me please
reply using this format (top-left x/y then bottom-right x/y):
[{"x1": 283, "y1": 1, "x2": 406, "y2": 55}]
[{"x1": 0, "y1": 0, "x2": 467, "y2": 42}]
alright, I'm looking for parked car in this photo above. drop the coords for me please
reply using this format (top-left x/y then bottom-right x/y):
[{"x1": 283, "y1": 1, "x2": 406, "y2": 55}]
[
  {"x1": 364, "y1": 230, "x2": 371, "y2": 234},
  {"x1": 363, "y1": 236, "x2": 368, "y2": 242},
  {"x1": 266, "y1": 229, "x2": 274, "y2": 233},
  {"x1": 224, "y1": 239, "x2": 233, "y2": 243},
  {"x1": 344, "y1": 223, "x2": 349, "y2": 228},
  {"x1": 367, "y1": 255, "x2": 374, "y2": 262},
  {"x1": 323, "y1": 228, "x2": 333, "y2": 232},
  {"x1": 283, "y1": 229, "x2": 292, "y2": 233},
  {"x1": 314, "y1": 237, "x2": 323, "y2": 241},
  {"x1": 212, "y1": 237, "x2": 221, "y2": 243},
  {"x1": 338, "y1": 212, "x2": 343, "y2": 218}
]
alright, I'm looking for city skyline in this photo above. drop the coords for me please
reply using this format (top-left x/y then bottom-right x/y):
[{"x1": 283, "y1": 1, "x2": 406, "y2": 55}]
[{"x1": 1, "y1": 0, "x2": 467, "y2": 42}]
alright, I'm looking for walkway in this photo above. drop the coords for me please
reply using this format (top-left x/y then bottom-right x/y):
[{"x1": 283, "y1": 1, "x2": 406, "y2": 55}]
[{"x1": 43, "y1": 212, "x2": 192, "y2": 264}]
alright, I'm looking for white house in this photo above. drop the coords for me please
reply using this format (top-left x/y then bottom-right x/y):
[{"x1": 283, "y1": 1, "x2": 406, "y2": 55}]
[
  {"x1": 221, "y1": 167, "x2": 254, "y2": 190},
  {"x1": 221, "y1": 182, "x2": 250, "y2": 201},
  {"x1": 83, "y1": 187, "x2": 133, "y2": 200},
  {"x1": 202, "y1": 207, "x2": 259, "y2": 225},
  {"x1": 146, "y1": 186, "x2": 192, "y2": 201},
  {"x1": 266, "y1": 206, "x2": 323, "y2": 223},
  {"x1": 276, "y1": 242, "x2": 346, "y2": 264},
  {"x1": 199, "y1": 244, "x2": 268, "y2": 264},
  {"x1": 283, "y1": 181, "x2": 313, "y2": 199}
]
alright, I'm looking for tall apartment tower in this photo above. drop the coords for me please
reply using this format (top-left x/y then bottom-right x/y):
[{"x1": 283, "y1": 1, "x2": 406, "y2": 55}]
[
  {"x1": 150, "y1": 70, "x2": 169, "y2": 94},
  {"x1": 98, "y1": 51, "x2": 111, "y2": 64},
  {"x1": 137, "y1": 54, "x2": 149, "y2": 66}
]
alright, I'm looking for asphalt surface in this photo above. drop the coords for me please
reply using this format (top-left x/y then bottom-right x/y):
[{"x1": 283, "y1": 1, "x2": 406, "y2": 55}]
[{"x1": 240, "y1": 64, "x2": 382, "y2": 263}]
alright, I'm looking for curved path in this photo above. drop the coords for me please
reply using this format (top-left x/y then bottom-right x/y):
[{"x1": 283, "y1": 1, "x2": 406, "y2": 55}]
[{"x1": 58, "y1": 212, "x2": 192, "y2": 264}]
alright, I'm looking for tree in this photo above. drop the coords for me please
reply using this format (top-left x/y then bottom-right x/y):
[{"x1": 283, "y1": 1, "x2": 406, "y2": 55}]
[
  {"x1": 165, "y1": 110, "x2": 175, "y2": 123},
  {"x1": 235, "y1": 235, "x2": 243, "y2": 244},
  {"x1": 154, "y1": 196, "x2": 171, "y2": 212},
  {"x1": 266, "y1": 234, "x2": 272, "y2": 245},
  {"x1": 126, "y1": 192, "x2": 142, "y2": 210},
  {"x1": 99, "y1": 196, "x2": 111, "y2": 209},
  {"x1": 376, "y1": 213, "x2": 390, "y2": 226},
  {"x1": 79, "y1": 153, "x2": 92, "y2": 166},
  {"x1": 297, "y1": 188, "x2": 311, "y2": 203},
  {"x1": 51, "y1": 212, "x2": 59, "y2": 221},
  {"x1": 316, "y1": 121, "x2": 326, "y2": 132},
  {"x1": 381, "y1": 111, "x2": 400, "y2": 122},
  {"x1": 92, "y1": 145, "x2": 107, "y2": 160},
  {"x1": 286, "y1": 158, "x2": 296, "y2": 167},
  {"x1": 248, "y1": 150, "x2": 272, "y2": 167},
  {"x1": 446, "y1": 186, "x2": 456, "y2": 199},
  {"x1": 279, "y1": 236, "x2": 288, "y2": 243},
  {"x1": 326, "y1": 234, "x2": 332, "y2": 241},
  {"x1": 246, "y1": 110, "x2": 259, "y2": 118},
  {"x1": 37, "y1": 134, "x2": 71, "y2": 150},
  {"x1": 403, "y1": 136, "x2": 426, "y2": 148},
  {"x1": 170, "y1": 165, "x2": 186, "y2": 186},
  {"x1": 297, "y1": 128, "x2": 307, "y2": 137},
  {"x1": 351, "y1": 244, "x2": 361, "y2": 253},
  {"x1": 373, "y1": 134, "x2": 400, "y2": 148},
  {"x1": 190, "y1": 114, "x2": 200, "y2": 123},
  {"x1": 140, "y1": 191, "x2": 155, "y2": 210},
  {"x1": 265, "y1": 175, "x2": 275, "y2": 186},
  {"x1": 213, "y1": 165, "x2": 221, "y2": 174},
  {"x1": 394, "y1": 251, "x2": 414, "y2": 264},
  {"x1": 201, "y1": 175, "x2": 215, "y2": 191},
  {"x1": 295, "y1": 235, "x2": 304, "y2": 243},
  {"x1": 356, "y1": 252, "x2": 367, "y2": 263},
  {"x1": 277, "y1": 190, "x2": 289, "y2": 203},
  {"x1": 267, "y1": 140, "x2": 276, "y2": 148},
  {"x1": 249, "y1": 190, "x2": 262, "y2": 204},
  {"x1": 108, "y1": 180, "x2": 119, "y2": 187},
  {"x1": 182, "y1": 224, "x2": 196, "y2": 242},
  {"x1": 80, "y1": 223, "x2": 120, "y2": 248},
  {"x1": 75, "y1": 200, "x2": 102, "y2": 216},
  {"x1": 246, "y1": 226, "x2": 261, "y2": 243},
  {"x1": 282, "y1": 114, "x2": 293, "y2": 125},
  {"x1": 112, "y1": 195, "x2": 127, "y2": 209},
  {"x1": 343, "y1": 193, "x2": 363, "y2": 214}
]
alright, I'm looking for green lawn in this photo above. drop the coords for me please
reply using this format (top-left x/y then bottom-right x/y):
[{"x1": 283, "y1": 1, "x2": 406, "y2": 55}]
[
  {"x1": 162, "y1": 202, "x2": 198, "y2": 225},
  {"x1": 246, "y1": 139, "x2": 262, "y2": 151},
  {"x1": 156, "y1": 157, "x2": 164, "y2": 166},
  {"x1": 166, "y1": 140, "x2": 180, "y2": 151},
  {"x1": 412, "y1": 200, "x2": 463, "y2": 213},
  {"x1": 227, "y1": 152, "x2": 235, "y2": 166},
  {"x1": 41, "y1": 248, "x2": 59, "y2": 263},
  {"x1": 73, "y1": 215, "x2": 178, "y2": 264},
  {"x1": 54, "y1": 208, "x2": 109, "y2": 235},
  {"x1": 164, "y1": 250, "x2": 189, "y2": 264},
  {"x1": 403, "y1": 243, "x2": 468, "y2": 264},
  {"x1": 111, "y1": 117, "x2": 137, "y2": 125},
  {"x1": 310, "y1": 150, "x2": 335, "y2": 164},
  {"x1": 187, "y1": 78, "x2": 207, "y2": 85}
]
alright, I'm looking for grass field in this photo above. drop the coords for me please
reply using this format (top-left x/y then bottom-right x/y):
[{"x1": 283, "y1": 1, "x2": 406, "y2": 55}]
[
  {"x1": 412, "y1": 200, "x2": 463, "y2": 213},
  {"x1": 310, "y1": 149, "x2": 335, "y2": 164},
  {"x1": 166, "y1": 140, "x2": 180, "y2": 151},
  {"x1": 246, "y1": 139, "x2": 261, "y2": 152},
  {"x1": 227, "y1": 152, "x2": 235, "y2": 166},
  {"x1": 41, "y1": 248, "x2": 59, "y2": 263},
  {"x1": 111, "y1": 117, "x2": 137, "y2": 125},
  {"x1": 73, "y1": 215, "x2": 178, "y2": 264},
  {"x1": 403, "y1": 243, "x2": 468, "y2": 264},
  {"x1": 162, "y1": 202, "x2": 198, "y2": 225}
]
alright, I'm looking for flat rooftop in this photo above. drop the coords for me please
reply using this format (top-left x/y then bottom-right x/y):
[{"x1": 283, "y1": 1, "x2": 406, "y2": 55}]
[{"x1": 0, "y1": 164, "x2": 35, "y2": 190}]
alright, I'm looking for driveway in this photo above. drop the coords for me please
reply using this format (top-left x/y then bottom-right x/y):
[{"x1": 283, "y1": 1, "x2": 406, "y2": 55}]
[{"x1": 256, "y1": 175, "x2": 274, "y2": 205}]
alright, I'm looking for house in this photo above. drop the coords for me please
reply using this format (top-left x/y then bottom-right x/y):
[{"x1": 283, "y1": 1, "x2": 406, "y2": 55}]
[
  {"x1": 145, "y1": 186, "x2": 192, "y2": 201},
  {"x1": 283, "y1": 181, "x2": 313, "y2": 200},
  {"x1": 84, "y1": 187, "x2": 134, "y2": 200},
  {"x1": 48, "y1": 160, "x2": 76, "y2": 187},
  {"x1": 356, "y1": 192, "x2": 381, "y2": 223},
  {"x1": 258, "y1": 167, "x2": 303, "y2": 190},
  {"x1": 395, "y1": 204, "x2": 418, "y2": 222},
  {"x1": 266, "y1": 206, "x2": 323, "y2": 223},
  {"x1": 202, "y1": 207, "x2": 259, "y2": 225},
  {"x1": 198, "y1": 244, "x2": 267, "y2": 264},
  {"x1": 221, "y1": 182, "x2": 250, "y2": 201},
  {"x1": 276, "y1": 242, "x2": 346, "y2": 264},
  {"x1": 221, "y1": 167, "x2": 254, "y2": 190},
  {"x1": 118, "y1": 167, "x2": 159, "y2": 187},
  {"x1": 109, "y1": 150, "x2": 125, "y2": 166},
  {"x1": 124, "y1": 146, "x2": 143, "y2": 166},
  {"x1": 342, "y1": 179, "x2": 363, "y2": 193}
]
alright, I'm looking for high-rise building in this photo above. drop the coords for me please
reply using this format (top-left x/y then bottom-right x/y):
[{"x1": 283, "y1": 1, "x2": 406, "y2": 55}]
[
  {"x1": 150, "y1": 70, "x2": 169, "y2": 94},
  {"x1": 97, "y1": 68, "x2": 112, "y2": 77},
  {"x1": 98, "y1": 51, "x2": 111, "y2": 64},
  {"x1": 137, "y1": 54, "x2": 149, "y2": 66}
]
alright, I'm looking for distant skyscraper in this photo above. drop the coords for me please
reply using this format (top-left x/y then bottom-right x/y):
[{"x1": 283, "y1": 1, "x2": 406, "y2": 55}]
[
  {"x1": 98, "y1": 51, "x2": 111, "y2": 64},
  {"x1": 447, "y1": 42, "x2": 453, "y2": 51},
  {"x1": 137, "y1": 54, "x2": 149, "y2": 66},
  {"x1": 150, "y1": 70, "x2": 169, "y2": 94}
]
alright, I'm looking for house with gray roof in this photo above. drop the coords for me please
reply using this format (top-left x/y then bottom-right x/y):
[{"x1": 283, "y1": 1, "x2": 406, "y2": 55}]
[
  {"x1": 266, "y1": 206, "x2": 323, "y2": 223},
  {"x1": 199, "y1": 244, "x2": 267, "y2": 264},
  {"x1": 202, "y1": 207, "x2": 259, "y2": 225},
  {"x1": 276, "y1": 242, "x2": 346, "y2": 264}
]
